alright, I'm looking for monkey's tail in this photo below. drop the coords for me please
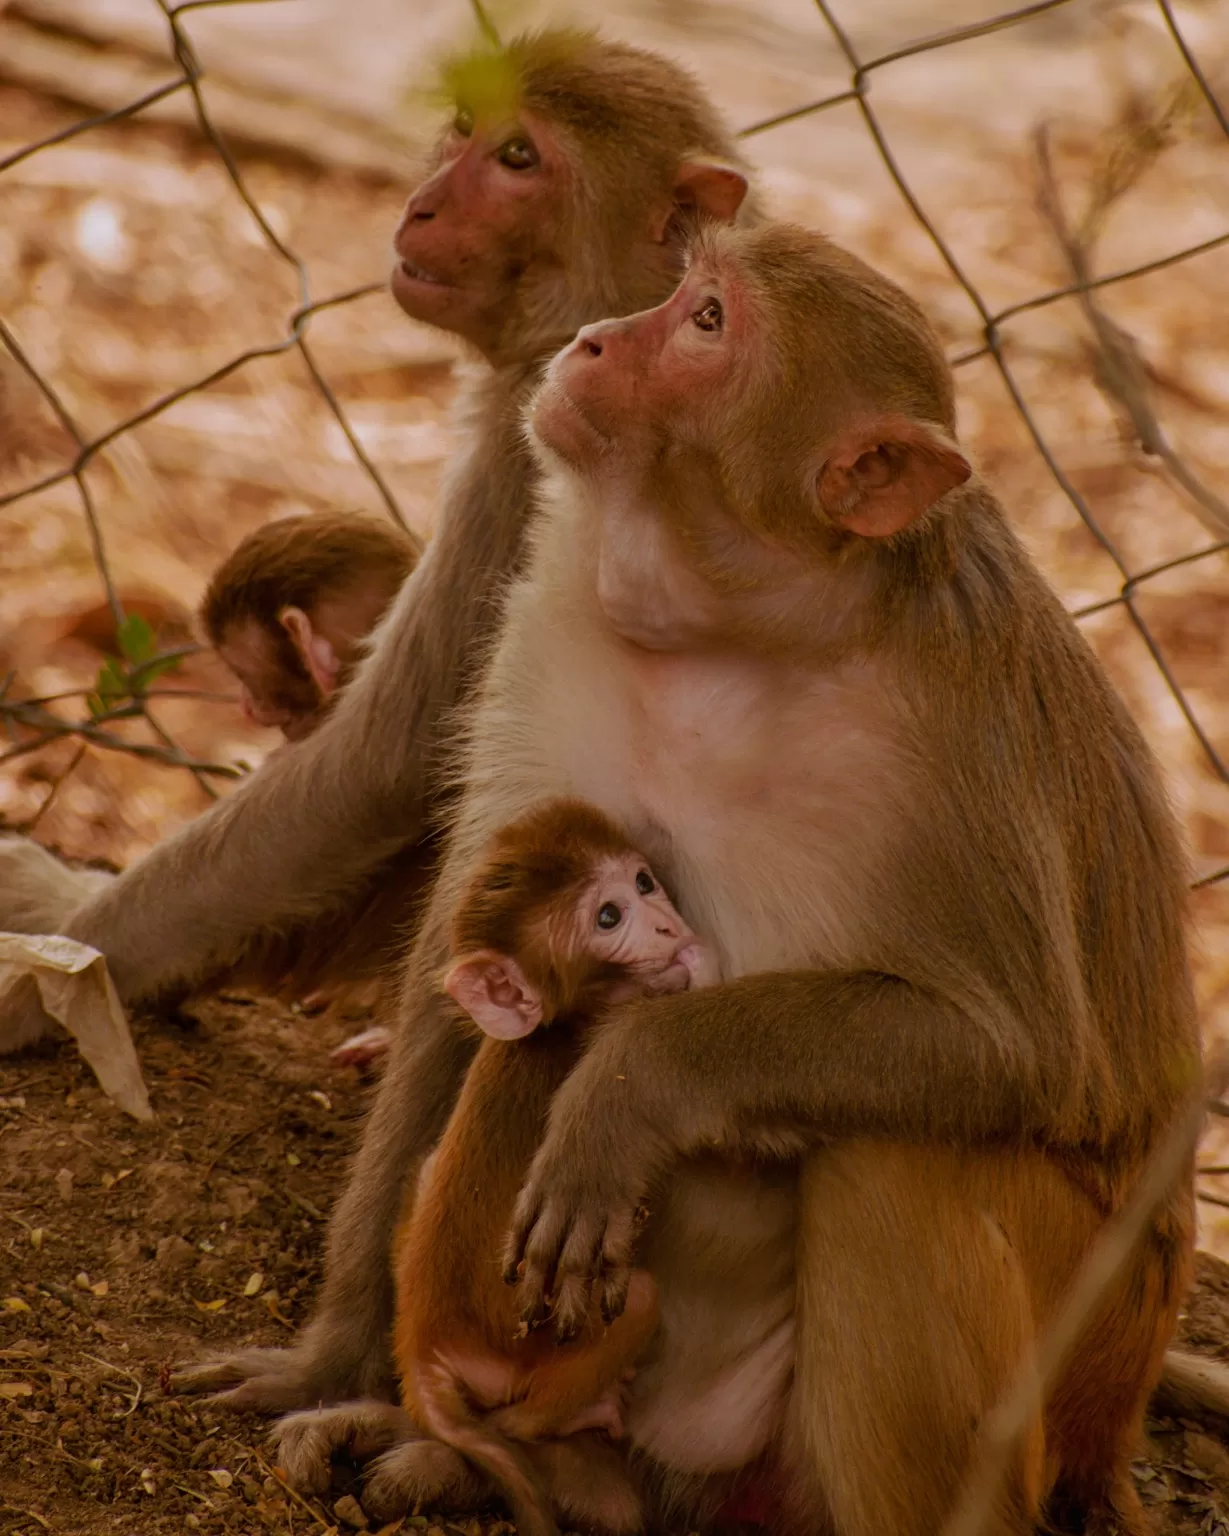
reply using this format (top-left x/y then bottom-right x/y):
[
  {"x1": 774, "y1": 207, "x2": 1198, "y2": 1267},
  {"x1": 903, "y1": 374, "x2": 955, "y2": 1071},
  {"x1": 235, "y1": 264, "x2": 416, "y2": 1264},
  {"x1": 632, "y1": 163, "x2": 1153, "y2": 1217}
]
[{"x1": 415, "y1": 1359, "x2": 560, "y2": 1536}]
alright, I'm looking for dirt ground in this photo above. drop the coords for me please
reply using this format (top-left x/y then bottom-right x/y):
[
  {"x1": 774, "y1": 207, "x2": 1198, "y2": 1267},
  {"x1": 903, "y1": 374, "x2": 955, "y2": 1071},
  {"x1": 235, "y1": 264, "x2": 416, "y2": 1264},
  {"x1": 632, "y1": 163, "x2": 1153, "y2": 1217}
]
[{"x1": 3, "y1": 1006, "x2": 1229, "y2": 1536}]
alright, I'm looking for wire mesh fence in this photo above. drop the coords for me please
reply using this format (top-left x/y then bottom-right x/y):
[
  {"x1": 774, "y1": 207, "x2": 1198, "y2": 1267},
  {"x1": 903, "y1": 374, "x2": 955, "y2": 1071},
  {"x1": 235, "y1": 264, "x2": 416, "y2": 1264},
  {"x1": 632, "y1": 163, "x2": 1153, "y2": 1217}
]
[
  {"x1": 0, "y1": 0, "x2": 1225, "y2": 857},
  {"x1": 0, "y1": 0, "x2": 1226, "y2": 859},
  {"x1": 1, "y1": 4, "x2": 1228, "y2": 1527}
]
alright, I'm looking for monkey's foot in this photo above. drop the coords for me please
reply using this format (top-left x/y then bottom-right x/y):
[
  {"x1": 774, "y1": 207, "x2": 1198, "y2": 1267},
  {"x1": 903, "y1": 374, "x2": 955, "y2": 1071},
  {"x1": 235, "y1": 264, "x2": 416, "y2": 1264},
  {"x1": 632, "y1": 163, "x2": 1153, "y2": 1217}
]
[
  {"x1": 170, "y1": 1343, "x2": 392, "y2": 1414},
  {"x1": 270, "y1": 1401, "x2": 415, "y2": 1495},
  {"x1": 362, "y1": 1437, "x2": 488, "y2": 1523}
]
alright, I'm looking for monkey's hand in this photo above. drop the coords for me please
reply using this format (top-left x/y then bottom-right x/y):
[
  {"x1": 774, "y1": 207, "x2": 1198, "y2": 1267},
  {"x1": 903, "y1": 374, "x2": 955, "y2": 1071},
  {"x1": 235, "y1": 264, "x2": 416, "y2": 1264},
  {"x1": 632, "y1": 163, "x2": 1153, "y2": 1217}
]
[{"x1": 503, "y1": 1009, "x2": 666, "y2": 1342}]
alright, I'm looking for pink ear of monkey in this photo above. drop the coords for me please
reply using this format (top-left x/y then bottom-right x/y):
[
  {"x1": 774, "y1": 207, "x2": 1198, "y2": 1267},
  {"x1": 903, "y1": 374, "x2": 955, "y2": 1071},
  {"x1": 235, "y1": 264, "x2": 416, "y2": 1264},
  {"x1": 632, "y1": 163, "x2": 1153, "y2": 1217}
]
[
  {"x1": 444, "y1": 950, "x2": 544, "y2": 1040},
  {"x1": 818, "y1": 415, "x2": 971, "y2": 539},
  {"x1": 647, "y1": 159, "x2": 750, "y2": 242}
]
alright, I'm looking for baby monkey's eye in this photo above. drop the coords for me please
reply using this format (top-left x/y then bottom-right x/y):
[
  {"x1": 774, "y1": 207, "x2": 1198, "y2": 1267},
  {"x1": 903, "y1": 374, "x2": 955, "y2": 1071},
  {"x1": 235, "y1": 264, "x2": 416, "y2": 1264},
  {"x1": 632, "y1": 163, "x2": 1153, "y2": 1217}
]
[
  {"x1": 453, "y1": 107, "x2": 474, "y2": 138},
  {"x1": 499, "y1": 137, "x2": 538, "y2": 170},
  {"x1": 596, "y1": 901, "x2": 623, "y2": 931},
  {"x1": 635, "y1": 869, "x2": 655, "y2": 896},
  {"x1": 692, "y1": 298, "x2": 723, "y2": 332}
]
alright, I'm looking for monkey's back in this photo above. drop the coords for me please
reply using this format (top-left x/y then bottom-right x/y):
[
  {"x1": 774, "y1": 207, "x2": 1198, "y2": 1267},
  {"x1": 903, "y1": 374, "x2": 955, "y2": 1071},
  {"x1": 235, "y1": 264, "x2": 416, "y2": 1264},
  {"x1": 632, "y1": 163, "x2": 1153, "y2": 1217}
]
[{"x1": 393, "y1": 1027, "x2": 584, "y2": 1378}]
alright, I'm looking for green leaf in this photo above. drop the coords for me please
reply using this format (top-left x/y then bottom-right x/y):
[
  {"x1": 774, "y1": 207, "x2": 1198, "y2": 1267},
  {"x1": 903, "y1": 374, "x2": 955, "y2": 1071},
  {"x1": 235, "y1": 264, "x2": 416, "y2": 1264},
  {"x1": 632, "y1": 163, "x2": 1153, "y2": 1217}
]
[
  {"x1": 117, "y1": 613, "x2": 156, "y2": 664},
  {"x1": 95, "y1": 658, "x2": 129, "y2": 704},
  {"x1": 129, "y1": 652, "x2": 183, "y2": 690}
]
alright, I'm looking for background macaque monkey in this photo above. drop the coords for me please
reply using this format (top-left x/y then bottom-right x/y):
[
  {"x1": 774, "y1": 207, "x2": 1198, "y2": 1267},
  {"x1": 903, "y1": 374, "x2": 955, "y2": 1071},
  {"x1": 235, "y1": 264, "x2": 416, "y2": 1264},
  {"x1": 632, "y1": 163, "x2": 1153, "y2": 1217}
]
[
  {"x1": 202, "y1": 512, "x2": 419, "y2": 745},
  {"x1": 0, "y1": 29, "x2": 755, "y2": 1075},
  {"x1": 259, "y1": 221, "x2": 1197, "y2": 1536},
  {"x1": 380, "y1": 798, "x2": 714, "y2": 1535},
  {"x1": 200, "y1": 511, "x2": 421, "y2": 1065}
]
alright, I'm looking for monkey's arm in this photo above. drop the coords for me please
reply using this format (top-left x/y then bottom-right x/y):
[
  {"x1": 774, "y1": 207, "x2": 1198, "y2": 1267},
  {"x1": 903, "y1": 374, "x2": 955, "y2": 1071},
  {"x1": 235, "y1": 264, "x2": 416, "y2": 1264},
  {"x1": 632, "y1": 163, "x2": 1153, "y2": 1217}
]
[
  {"x1": 8, "y1": 408, "x2": 533, "y2": 1021},
  {"x1": 504, "y1": 969, "x2": 1124, "y2": 1338}
]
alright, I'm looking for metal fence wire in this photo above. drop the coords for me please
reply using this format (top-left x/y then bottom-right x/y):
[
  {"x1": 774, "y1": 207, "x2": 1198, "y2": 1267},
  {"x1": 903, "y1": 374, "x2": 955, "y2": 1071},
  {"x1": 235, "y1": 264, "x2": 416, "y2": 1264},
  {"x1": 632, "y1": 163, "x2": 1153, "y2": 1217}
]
[
  {"x1": 0, "y1": 0, "x2": 1227, "y2": 856},
  {"x1": 2, "y1": 5, "x2": 1229, "y2": 1520}
]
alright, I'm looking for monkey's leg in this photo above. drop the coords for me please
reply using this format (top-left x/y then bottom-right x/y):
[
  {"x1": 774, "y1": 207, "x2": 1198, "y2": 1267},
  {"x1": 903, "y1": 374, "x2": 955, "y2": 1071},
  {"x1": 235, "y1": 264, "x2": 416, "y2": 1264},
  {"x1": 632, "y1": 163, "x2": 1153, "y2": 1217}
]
[
  {"x1": 270, "y1": 1400, "x2": 417, "y2": 1495},
  {"x1": 1043, "y1": 1191, "x2": 1189, "y2": 1536},
  {"x1": 494, "y1": 1270, "x2": 659, "y2": 1441},
  {"x1": 172, "y1": 949, "x2": 476, "y2": 1411},
  {"x1": 784, "y1": 1142, "x2": 1047, "y2": 1536}
]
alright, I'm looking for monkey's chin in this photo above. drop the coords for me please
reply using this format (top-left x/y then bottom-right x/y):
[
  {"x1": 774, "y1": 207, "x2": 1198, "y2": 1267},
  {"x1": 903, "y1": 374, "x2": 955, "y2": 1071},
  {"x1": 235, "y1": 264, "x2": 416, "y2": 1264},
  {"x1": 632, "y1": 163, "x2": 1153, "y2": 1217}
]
[
  {"x1": 389, "y1": 261, "x2": 458, "y2": 325},
  {"x1": 529, "y1": 382, "x2": 610, "y2": 468}
]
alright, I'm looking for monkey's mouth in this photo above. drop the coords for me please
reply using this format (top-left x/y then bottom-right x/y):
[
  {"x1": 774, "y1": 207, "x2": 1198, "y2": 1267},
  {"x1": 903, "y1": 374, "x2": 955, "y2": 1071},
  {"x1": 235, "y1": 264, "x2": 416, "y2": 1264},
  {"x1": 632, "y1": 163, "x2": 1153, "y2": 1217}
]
[{"x1": 397, "y1": 260, "x2": 451, "y2": 288}]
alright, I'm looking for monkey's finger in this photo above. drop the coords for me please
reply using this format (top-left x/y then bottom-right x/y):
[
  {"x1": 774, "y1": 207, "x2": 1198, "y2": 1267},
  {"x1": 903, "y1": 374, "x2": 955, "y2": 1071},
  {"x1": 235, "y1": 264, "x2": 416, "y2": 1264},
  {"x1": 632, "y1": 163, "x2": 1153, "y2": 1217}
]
[
  {"x1": 553, "y1": 1216, "x2": 606, "y2": 1341},
  {"x1": 514, "y1": 1201, "x2": 570, "y2": 1326},
  {"x1": 502, "y1": 1183, "x2": 546, "y2": 1284},
  {"x1": 599, "y1": 1207, "x2": 636, "y2": 1324}
]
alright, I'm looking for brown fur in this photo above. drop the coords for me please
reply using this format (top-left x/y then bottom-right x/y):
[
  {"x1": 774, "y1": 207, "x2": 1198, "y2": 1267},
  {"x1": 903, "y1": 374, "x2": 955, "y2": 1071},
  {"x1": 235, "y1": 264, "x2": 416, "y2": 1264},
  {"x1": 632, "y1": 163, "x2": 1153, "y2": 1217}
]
[
  {"x1": 246, "y1": 221, "x2": 1197, "y2": 1532},
  {"x1": 199, "y1": 511, "x2": 420, "y2": 659},
  {"x1": 389, "y1": 802, "x2": 663, "y2": 1536},
  {"x1": 0, "y1": 29, "x2": 754, "y2": 1022},
  {"x1": 200, "y1": 512, "x2": 427, "y2": 1008}
]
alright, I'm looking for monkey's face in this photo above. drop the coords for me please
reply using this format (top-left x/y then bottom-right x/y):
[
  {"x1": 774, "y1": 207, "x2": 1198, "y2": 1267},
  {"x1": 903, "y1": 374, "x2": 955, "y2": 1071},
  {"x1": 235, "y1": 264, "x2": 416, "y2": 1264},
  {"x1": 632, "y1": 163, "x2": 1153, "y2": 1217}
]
[
  {"x1": 215, "y1": 618, "x2": 324, "y2": 742},
  {"x1": 390, "y1": 105, "x2": 565, "y2": 360},
  {"x1": 531, "y1": 224, "x2": 972, "y2": 652},
  {"x1": 529, "y1": 250, "x2": 743, "y2": 471},
  {"x1": 582, "y1": 854, "x2": 705, "y2": 993}
]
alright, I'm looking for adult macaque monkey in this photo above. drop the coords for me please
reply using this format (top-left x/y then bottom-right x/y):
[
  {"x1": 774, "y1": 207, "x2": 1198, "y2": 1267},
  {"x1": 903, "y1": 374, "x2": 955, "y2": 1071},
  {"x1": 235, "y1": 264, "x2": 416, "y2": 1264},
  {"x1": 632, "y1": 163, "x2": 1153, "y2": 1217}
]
[
  {"x1": 0, "y1": 30, "x2": 753, "y2": 1035},
  {"x1": 254, "y1": 224, "x2": 1198, "y2": 1535}
]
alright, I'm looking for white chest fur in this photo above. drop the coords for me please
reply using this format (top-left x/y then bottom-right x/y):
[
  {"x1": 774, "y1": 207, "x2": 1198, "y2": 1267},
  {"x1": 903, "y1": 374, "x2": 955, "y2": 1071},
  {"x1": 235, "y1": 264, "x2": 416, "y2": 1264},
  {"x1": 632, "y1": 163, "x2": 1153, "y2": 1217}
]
[{"x1": 456, "y1": 496, "x2": 908, "y2": 980}]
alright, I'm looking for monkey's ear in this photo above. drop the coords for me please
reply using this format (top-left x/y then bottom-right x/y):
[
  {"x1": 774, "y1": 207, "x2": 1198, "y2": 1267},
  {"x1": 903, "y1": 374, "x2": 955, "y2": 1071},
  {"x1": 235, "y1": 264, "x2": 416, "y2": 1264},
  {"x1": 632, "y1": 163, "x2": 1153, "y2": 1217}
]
[
  {"x1": 817, "y1": 416, "x2": 971, "y2": 539},
  {"x1": 443, "y1": 950, "x2": 544, "y2": 1040},
  {"x1": 650, "y1": 161, "x2": 749, "y2": 240},
  {"x1": 280, "y1": 606, "x2": 341, "y2": 697}
]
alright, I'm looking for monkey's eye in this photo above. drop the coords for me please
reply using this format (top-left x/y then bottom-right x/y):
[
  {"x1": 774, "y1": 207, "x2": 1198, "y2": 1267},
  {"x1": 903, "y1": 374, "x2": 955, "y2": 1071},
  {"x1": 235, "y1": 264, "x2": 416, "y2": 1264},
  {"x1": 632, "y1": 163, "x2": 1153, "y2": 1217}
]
[
  {"x1": 692, "y1": 298, "x2": 723, "y2": 333},
  {"x1": 596, "y1": 901, "x2": 623, "y2": 931},
  {"x1": 453, "y1": 107, "x2": 474, "y2": 138},
  {"x1": 635, "y1": 869, "x2": 655, "y2": 896},
  {"x1": 499, "y1": 137, "x2": 538, "y2": 171}
]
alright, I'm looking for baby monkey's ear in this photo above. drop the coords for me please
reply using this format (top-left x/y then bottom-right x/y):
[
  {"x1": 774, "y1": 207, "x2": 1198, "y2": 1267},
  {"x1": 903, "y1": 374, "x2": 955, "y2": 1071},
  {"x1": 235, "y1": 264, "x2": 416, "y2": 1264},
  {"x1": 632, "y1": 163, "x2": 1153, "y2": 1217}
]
[
  {"x1": 279, "y1": 605, "x2": 342, "y2": 697},
  {"x1": 443, "y1": 950, "x2": 544, "y2": 1040}
]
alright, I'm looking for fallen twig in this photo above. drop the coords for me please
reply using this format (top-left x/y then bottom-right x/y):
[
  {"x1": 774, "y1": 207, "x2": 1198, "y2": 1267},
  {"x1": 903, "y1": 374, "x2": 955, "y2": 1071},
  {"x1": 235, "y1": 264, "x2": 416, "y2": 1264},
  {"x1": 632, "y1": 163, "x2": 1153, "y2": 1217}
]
[{"x1": 79, "y1": 1351, "x2": 143, "y2": 1418}]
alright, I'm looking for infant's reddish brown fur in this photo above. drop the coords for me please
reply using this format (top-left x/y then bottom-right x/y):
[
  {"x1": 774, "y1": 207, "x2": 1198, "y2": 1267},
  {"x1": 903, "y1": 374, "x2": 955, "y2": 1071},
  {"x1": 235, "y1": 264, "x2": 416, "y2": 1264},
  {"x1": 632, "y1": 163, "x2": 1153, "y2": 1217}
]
[{"x1": 391, "y1": 799, "x2": 711, "y2": 1536}]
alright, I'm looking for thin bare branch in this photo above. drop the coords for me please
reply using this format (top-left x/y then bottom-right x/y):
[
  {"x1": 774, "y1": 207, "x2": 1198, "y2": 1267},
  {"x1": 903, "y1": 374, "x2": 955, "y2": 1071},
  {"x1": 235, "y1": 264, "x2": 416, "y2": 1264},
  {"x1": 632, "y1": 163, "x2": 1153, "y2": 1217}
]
[{"x1": 1034, "y1": 126, "x2": 1229, "y2": 541}]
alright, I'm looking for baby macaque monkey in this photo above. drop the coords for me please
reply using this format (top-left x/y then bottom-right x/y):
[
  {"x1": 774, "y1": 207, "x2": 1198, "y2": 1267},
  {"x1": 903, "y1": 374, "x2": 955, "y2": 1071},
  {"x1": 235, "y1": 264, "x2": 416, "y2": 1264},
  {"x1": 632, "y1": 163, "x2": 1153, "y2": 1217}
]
[
  {"x1": 201, "y1": 511, "x2": 419, "y2": 1066},
  {"x1": 200, "y1": 511, "x2": 418, "y2": 744},
  {"x1": 387, "y1": 798, "x2": 716, "y2": 1536}
]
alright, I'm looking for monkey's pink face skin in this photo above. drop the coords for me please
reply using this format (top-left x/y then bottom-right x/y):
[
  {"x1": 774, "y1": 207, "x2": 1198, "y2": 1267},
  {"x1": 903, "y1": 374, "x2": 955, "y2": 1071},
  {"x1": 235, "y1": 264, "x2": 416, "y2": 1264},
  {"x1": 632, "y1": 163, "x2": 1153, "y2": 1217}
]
[
  {"x1": 443, "y1": 852, "x2": 714, "y2": 1043},
  {"x1": 390, "y1": 108, "x2": 563, "y2": 356},
  {"x1": 581, "y1": 853, "x2": 712, "y2": 994},
  {"x1": 530, "y1": 261, "x2": 742, "y2": 467}
]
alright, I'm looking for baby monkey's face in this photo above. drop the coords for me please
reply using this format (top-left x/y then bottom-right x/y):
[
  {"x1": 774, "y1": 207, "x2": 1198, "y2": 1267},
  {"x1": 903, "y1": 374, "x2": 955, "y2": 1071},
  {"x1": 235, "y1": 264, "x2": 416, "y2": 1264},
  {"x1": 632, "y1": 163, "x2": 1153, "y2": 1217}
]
[{"x1": 580, "y1": 854, "x2": 711, "y2": 993}]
